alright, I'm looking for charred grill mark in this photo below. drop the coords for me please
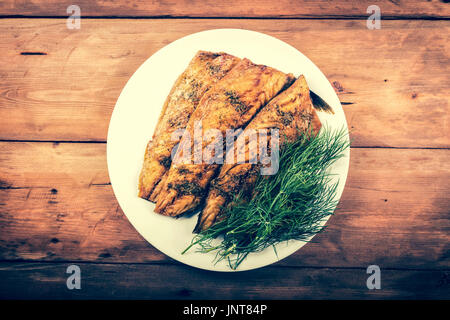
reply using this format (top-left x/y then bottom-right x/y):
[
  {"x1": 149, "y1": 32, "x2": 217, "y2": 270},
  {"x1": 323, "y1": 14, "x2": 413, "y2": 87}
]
[{"x1": 159, "y1": 156, "x2": 171, "y2": 169}]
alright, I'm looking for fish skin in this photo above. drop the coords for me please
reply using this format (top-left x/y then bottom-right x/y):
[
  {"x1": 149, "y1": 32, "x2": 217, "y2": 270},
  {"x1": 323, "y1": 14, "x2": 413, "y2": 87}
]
[
  {"x1": 154, "y1": 59, "x2": 296, "y2": 216},
  {"x1": 148, "y1": 172, "x2": 167, "y2": 202},
  {"x1": 194, "y1": 75, "x2": 322, "y2": 233},
  {"x1": 138, "y1": 51, "x2": 240, "y2": 200}
]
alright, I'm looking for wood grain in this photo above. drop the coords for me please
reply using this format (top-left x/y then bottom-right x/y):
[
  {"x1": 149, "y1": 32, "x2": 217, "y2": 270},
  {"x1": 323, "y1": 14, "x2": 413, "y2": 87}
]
[
  {"x1": 0, "y1": 0, "x2": 449, "y2": 18},
  {"x1": 1, "y1": 8, "x2": 449, "y2": 299},
  {"x1": 0, "y1": 262, "x2": 448, "y2": 299},
  {"x1": 1, "y1": 142, "x2": 448, "y2": 269},
  {"x1": 0, "y1": 19, "x2": 448, "y2": 147}
]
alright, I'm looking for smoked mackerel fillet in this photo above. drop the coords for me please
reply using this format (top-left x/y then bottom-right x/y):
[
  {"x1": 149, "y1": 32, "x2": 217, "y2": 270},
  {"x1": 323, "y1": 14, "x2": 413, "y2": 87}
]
[
  {"x1": 154, "y1": 58, "x2": 296, "y2": 216},
  {"x1": 194, "y1": 75, "x2": 322, "y2": 232},
  {"x1": 138, "y1": 51, "x2": 240, "y2": 200}
]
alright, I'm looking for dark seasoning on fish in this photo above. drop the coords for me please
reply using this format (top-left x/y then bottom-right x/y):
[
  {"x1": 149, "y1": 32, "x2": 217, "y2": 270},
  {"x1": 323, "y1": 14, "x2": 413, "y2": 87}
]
[
  {"x1": 154, "y1": 58, "x2": 295, "y2": 216},
  {"x1": 138, "y1": 50, "x2": 347, "y2": 269},
  {"x1": 138, "y1": 51, "x2": 241, "y2": 201}
]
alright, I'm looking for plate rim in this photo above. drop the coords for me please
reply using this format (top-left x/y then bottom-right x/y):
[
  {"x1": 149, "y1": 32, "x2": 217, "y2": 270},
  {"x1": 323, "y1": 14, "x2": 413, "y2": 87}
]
[{"x1": 106, "y1": 28, "x2": 350, "y2": 272}]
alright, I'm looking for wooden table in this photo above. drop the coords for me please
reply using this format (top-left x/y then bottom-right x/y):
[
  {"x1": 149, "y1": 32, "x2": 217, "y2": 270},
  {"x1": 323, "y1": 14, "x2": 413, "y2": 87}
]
[{"x1": 0, "y1": 1, "x2": 449, "y2": 300}]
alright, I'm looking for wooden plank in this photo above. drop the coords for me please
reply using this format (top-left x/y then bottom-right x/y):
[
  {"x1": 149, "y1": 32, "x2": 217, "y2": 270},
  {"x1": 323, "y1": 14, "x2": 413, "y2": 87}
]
[
  {"x1": 0, "y1": 142, "x2": 168, "y2": 262},
  {"x1": 0, "y1": 0, "x2": 449, "y2": 18},
  {"x1": 0, "y1": 262, "x2": 448, "y2": 299},
  {"x1": 0, "y1": 19, "x2": 449, "y2": 147},
  {"x1": 1, "y1": 142, "x2": 449, "y2": 269}
]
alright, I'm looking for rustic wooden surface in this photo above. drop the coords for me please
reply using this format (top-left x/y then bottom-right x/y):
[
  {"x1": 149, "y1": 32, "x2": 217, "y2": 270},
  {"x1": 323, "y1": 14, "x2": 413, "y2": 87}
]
[
  {"x1": 0, "y1": 1, "x2": 449, "y2": 299},
  {"x1": 0, "y1": 0, "x2": 449, "y2": 18}
]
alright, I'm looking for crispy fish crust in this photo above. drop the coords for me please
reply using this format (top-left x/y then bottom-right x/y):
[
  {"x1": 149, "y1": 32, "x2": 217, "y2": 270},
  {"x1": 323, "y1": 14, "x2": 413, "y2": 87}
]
[
  {"x1": 194, "y1": 75, "x2": 322, "y2": 232},
  {"x1": 154, "y1": 59, "x2": 296, "y2": 216},
  {"x1": 138, "y1": 51, "x2": 240, "y2": 200}
]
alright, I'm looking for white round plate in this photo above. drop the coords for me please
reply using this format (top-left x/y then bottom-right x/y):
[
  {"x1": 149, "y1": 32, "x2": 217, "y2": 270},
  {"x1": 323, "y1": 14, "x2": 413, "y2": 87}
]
[{"x1": 107, "y1": 29, "x2": 350, "y2": 272}]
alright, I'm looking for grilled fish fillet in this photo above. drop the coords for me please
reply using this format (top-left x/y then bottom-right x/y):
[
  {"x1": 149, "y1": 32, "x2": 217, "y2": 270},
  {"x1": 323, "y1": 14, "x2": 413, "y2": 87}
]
[
  {"x1": 149, "y1": 93, "x2": 332, "y2": 203},
  {"x1": 138, "y1": 51, "x2": 240, "y2": 200},
  {"x1": 194, "y1": 75, "x2": 322, "y2": 233},
  {"x1": 154, "y1": 58, "x2": 296, "y2": 216}
]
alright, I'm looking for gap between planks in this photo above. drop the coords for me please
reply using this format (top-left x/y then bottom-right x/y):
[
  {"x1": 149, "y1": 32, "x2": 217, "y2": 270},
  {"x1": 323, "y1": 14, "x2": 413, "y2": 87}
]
[
  {"x1": 0, "y1": 15, "x2": 449, "y2": 20},
  {"x1": 0, "y1": 259, "x2": 448, "y2": 272},
  {"x1": 0, "y1": 140, "x2": 448, "y2": 151}
]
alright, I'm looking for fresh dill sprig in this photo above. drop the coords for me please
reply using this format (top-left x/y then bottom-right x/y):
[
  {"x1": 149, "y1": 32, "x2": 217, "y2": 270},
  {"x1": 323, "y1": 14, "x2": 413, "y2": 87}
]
[{"x1": 182, "y1": 126, "x2": 350, "y2": 269}]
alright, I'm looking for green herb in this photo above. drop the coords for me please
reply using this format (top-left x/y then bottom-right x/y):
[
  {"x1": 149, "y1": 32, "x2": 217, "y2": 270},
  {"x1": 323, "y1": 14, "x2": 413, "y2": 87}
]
[
  {"x1": 185, "y1": 79, "x2": 201, "y2": 103},
  {"x1": 224, "y1": 90, "x2": 248, "y2": 113},
  {"x1": 168, "y1": 116, "x2": 185, "y2": 128},
  {"x1": 206, "y1": 62, "x2": 222, "y2": 76},
  {"x1": 275, "y1": 105, "x2": 295, "y2": 126},
  {"x1": 169, "y1": 181, "x2": 203, "y2": 197},
  {"x1": 182, "y1": 126, "x2": 349, "y2": 269}
]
